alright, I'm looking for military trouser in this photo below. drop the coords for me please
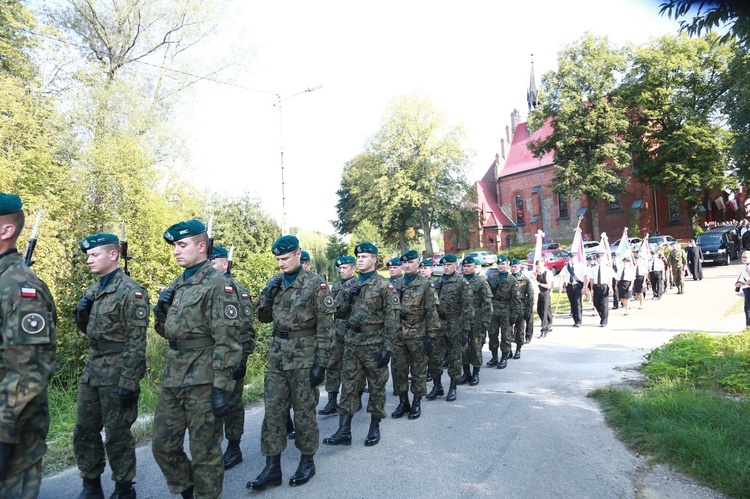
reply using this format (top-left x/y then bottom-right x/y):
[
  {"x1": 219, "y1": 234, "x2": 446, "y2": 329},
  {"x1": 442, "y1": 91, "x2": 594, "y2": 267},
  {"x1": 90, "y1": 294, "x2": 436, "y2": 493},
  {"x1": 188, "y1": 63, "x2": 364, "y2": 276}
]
[
  {"x1": 525, "y1": 294, "x2": 537, "y2": 340},
  {"x1": 429, "y1": 319, "x2": 462, "y2": 382},
  {"x1": 672, "y1": 266, "x2": 685, "y2": 287},
  {"x1": 487, "y1": 304, "x2": 511, "y2": 352},
  {"x1": 391, "y1": 334, "x2": 428, "y2": 397},
  {"x1": 339, "y1": 341, "x2": 389, "y2": 419},
  {"x1": 261, "y1": 365, "x2": 319, "y2": 456},
  {"x1": 224, "y1": 376, "x2": 245, "y2": 442},
  {"x1": 461, "y1": 321, "x2": 484, "y2": 367},
  {"x1": 0, "y1": 392, "x2": 49, "y2": 499},
  {"x1": 152, "y1": 384, "x2": 223, "y2": 499},
  {"x1": 74, "y1": 382, "x2": 138, "y2": 483},
  {"x1": 509, "y1": 314, "x2": 527, "y2": 350},
  {"x1": 324, "y1": 325, "x2": 346, "y2": 393}
]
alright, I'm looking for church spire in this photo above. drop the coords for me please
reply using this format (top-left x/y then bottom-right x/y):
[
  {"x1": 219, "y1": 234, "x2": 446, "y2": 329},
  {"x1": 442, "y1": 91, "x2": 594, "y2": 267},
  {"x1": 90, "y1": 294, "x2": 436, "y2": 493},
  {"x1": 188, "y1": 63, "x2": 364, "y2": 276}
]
[{"x1": 527, "y1": 54, "x2": 539, "y2": 111}]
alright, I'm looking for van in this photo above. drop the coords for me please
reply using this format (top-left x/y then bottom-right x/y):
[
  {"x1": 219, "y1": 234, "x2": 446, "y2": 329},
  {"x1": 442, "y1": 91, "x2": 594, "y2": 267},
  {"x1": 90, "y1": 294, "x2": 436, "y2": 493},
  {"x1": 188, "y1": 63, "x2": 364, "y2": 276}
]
[{"x1": 696, "y1": 226, "x2": 740, "y2": 265}]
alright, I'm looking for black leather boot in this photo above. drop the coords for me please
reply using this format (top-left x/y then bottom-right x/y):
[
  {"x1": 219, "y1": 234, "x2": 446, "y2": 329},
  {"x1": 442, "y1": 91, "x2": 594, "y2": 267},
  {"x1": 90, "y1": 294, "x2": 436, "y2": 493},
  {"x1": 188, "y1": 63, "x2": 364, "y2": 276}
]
[
  {"x1": 364, "y1": 415, "x2": 381, "y2": 446},
  {"x1": 391, "y1": 392, "x2": 410, "y2": 418},
  {"x1": 446, "y1": 380, "x2": 458, "y2": 402},
  {"x1": 108, "y1": 481, "x2": 135, "y2": 499},
  {"x1": 486, "y1": 349, "x2": 499, "y2": 367},
  {"x1": 426, "y1": 379, "x2": 443, "y2": 400},
  {"x1": 223, "y1": 439, "x2": 243, "y2": 470},
  {"x1": 246, "y1": 455, "x2": 282, "y2": 490},
  {"x1": 78, "y1": 477, "x2": 104, "y2": 499},
  {"x1": 180, "y1": 486, "x2": 194, "y2": 499},
  {"x1": 513, "y1": 345, "x2": 522, "y2": 359},
  {"x1": 407, "y1": 395, "x2": 421, "y2": 420},
  {"x1": 470, "y1": 366, "x2": 480, "y2": 386},
  {"x1": 323, "y1": 414, "x2": 352, "y2": 445},
  {"x1": 289, "y1": 454, "x2": 315, "y2": 486},
  {"x1": 498, "y1": 351, "x2": 508, "y2": 369},
  {"x1": 318, "y1": 392, "x2": 338, "y2": 415},
  {"x1": 458, "y1": 364, "x2": 471, "y2": 385}
]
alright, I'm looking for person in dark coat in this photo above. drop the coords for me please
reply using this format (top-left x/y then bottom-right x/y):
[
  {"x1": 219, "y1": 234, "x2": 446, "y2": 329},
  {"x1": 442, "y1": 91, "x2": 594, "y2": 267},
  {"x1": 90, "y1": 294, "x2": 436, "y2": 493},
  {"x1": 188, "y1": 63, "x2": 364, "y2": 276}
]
[{"x1": 686, "y1": 239, "x2": 703, "y2": 281}]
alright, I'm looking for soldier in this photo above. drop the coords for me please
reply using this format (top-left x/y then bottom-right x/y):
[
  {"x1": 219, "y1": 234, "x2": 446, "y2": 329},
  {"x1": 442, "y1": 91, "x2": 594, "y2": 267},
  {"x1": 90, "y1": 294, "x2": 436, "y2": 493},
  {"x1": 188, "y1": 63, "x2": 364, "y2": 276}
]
[
  {"x1": 588, "y1": 253, "x2": 616, "y2": 327},
  {"x1": 209, "y1": 246, "x2": 256, "y2": 471},
  {"x1": 323, "y1": 242, "x2": 399, "y2": 447},
  {"x1": 508, "y1": 259, "x2": 533, "y2": 360},
  {"x1": 390, "y1": 249, "x2": 439, "y2": 420},
  {"x1": 486, "y1": 255, "x2": 517, "y2": 369},
  {"x1": 459, "y1": 257, "x2": 492, "y2": 386},
  {"x1": 0, "y1": 193, "x2": 57, "y2": 499},
  {"x1": 426, "y1": 254, "x2": 473, "y2": 402},
  {"x1": 73, "y1": 233, "x2": 149, "y2": 499},
  {"x1": 151, "y1": 220, "x2": 243, "y2": 499},
  {"x1": 419, "y1": 259, "x2": 436, "y2": 282},
  {"x1": 668, "y1": 242, "x2": 687, "y2": 294},
  {"x1": 318, "y1": 255, "x2": 357, "y2": 416},
  {"x1": 300, "y1": 250, "x2": 312, "y2": 271},
  {"x1": 248, "y1": 236, "x2": 334, "y2": 489}
]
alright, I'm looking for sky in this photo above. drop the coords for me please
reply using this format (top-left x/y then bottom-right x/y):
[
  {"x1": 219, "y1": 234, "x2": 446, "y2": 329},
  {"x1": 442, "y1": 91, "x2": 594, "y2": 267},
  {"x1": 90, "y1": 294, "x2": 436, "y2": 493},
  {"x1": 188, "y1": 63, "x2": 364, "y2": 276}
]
[{"x1": 185, "y1": 0, "x2": 681, "y2": 235}]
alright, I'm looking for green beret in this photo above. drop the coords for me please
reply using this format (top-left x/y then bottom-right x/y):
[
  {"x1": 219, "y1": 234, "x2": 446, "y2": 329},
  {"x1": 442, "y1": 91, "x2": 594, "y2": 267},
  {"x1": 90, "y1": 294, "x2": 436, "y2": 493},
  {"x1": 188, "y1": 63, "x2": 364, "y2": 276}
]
[
  {"x1": 80, "y1": 233, "x2": 119, "y2": 253},
  {"x1": 510, "y1": 258, "x2": 521, "y2": 265},
  {"x1": 354, "y1": 242, "x2": 378, "y2": 255},
  {"x1": 300, "y1": 250, "x2": 311, "y2": 262},
  {"x1": 335, "y1": 255, "x2": 355, "y2": 267},
  {"x1": 419, "y1": 259, "x2": 433, "y2": 268},
  {"x1": 498, "y1": 254, "x2": 509, "y2": 262},
  {"x1": 440, "y1": 254, "x2": 457, "y2": 264},
  {"x1": 387, "y1": 257, "x2": 402, "y2": 267},
  {"x1": 163, "y1": 219, "x2": 206, "y2": 244},
  {"x1": 271, "y1": 235, "x2": 300, "y2": 256},
  {"x1": 211, "y1": 245, "x2": 228, "y2": 259},
  {"x1": 400, "y1": 249, "x2": 419, "y2": 262},
  {"x1": 461, "y1": 256, "x2": 476, "y2": 266},
  {"x1": 0, "y1": 193, "x2": 22, "y2": 216}
]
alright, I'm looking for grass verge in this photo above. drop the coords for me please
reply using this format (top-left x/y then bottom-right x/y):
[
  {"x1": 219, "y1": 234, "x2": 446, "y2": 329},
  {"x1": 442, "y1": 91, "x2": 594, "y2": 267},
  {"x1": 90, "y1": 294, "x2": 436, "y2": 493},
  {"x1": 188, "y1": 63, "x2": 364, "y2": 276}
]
[{"x1": 589, "y1": 330, "x2": 750, "y2": 498}]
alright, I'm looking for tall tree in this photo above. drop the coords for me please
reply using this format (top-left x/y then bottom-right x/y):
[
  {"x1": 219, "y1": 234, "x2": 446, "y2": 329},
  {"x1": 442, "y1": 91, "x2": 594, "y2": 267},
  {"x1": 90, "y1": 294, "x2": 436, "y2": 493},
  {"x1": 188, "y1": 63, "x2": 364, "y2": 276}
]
[
  {"x1": 659, "y1": 0, "x2": 750, "y2": 47},
  {"x1": 725, "y1": 46, "x2": 750, "y2": 181},
  {"x1": 529, "y1": 33, "x2": 631, "y2": 238}
]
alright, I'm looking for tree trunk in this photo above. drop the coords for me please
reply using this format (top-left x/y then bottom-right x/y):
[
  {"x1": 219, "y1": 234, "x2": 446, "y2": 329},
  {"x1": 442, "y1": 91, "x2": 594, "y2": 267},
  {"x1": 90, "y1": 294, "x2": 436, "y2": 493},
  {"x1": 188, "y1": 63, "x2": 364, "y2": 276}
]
[
  {"x1": 421, "y1": 212, "x2": 434, "y2": 256},
  {"x1": 399, "y1": 231, "x2": 407, "y2": 254},
  {"x1": 589, "y1": 196, "x2": 600, "y2": 240}
]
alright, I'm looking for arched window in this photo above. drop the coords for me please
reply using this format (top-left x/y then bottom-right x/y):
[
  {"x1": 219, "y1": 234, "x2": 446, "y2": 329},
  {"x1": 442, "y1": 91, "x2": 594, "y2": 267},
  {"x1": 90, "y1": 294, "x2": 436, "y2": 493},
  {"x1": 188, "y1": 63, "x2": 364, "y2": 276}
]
[
  {"x1": 558, "y1": 194, "x2": 569, "y2": 218},
  {"x1": 668, "y1": 198, "x2": 680, "y2": 223},
  {"x1": 515, "y1": 194, "x2": 525, "y2": 225}
]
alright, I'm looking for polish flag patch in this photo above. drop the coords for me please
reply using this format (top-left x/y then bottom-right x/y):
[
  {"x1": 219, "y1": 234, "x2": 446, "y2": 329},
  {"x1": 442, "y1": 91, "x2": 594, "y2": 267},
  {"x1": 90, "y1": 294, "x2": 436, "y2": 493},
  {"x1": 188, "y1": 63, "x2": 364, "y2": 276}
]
[
  {"x1": 241, "y1": 293, "x2": 250, "y2": 299},
  {"x1": 21, "y1": 287, "x2": 37, "y2": 298},
  {"x1": 320, "y1": 283, "x2": 328, "y2": 289},
  {"x1": 224, "y1": 285, "x2": 234, "y2": 294},
  {"x1": 134, "y1": 291, "x2": 143, "y2": 299}
]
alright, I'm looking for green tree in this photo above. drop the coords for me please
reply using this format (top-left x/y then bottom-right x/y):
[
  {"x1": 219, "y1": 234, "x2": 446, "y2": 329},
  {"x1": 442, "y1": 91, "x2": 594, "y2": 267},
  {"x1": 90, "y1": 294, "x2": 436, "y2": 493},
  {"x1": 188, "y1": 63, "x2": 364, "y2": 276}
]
[
  {"x1": 529, "y1": 33, "x2": 631, "y2": 238},
  {"x1": 659, "y1": 1, "x2": 750, "y2": 47},
  {"x1": 725, "y1": 45, "x2": 750, "y2": 183},
  {"x1": 325, "y1": 235, "x2": 349, "y2": 281}
]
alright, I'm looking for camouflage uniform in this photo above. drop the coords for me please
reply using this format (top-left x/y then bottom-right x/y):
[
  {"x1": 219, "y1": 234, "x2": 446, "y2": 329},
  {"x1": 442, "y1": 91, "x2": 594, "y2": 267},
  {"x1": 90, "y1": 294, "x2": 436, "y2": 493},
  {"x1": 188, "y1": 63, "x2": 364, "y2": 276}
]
[
  {"x1": 257, "y1": 268, "x2": 334, "y2": 456},
  {"x1": 393, "y1": 274, "x2": 439, "y2": 397},
  {"x1": 151, "y1": 261, "x2": 242, "y2": 499},
  {"x1": 668, "y1": 246, "x2": 687, "y2": 292},
  {"x1": 223, "y1": 276, "x2": 256, "y2": 444},
  {"x1": 430, "y1": 272, "x2": 473, "y2": 383},
  {"x1": 0, "y1": 250, "x2": 56, "y2": 499},
  {"x1": 326, "y1": 275, "x2": 355, "y2": 394},
  {"x1": 509, "y1": 273, "x2": 534, "y2": 352},
  {"x1": 462, "y1": 274, "x2": 492, "y2": 368},
  {"x1": 73, "y1": 269, "x2": 149, "y2": 484},
  {"x1": 486, "y1": 272, "x2": 517, "y2": 361},
  {"x1": 338, "y1": 273, "x2": 400, "y2": 419}
]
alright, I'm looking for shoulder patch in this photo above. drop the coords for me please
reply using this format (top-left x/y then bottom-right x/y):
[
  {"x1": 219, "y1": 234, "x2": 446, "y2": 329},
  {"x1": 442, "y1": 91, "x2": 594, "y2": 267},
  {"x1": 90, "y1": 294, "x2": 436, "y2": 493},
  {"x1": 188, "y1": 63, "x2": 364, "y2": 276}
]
[
  {"x1": 225, "y1": 304, "x2": 238, "y2": 319},
  {"x1": 465, "y1": 281, "x2": 470, "y2": 285},
  {"x1": 21, "y1": 287, "x2": 37, "y2": 298},
  {"x1": 135, "y1": 307, "x2": 147, "y2": 319},
  {"x1": 388, "y1": 284, "x2": 395, "y2": 290},
  {"x1": 320, "y1": 283, "x2": 328, "y2": 289},
  {"x1": 224, "y1": 285, "x2": 234, "y2": 294},
  {"x1": 134, "y1": 291, "x2": 143, "y2": 299},
  {"x1": 324, "y1": 295, "x2": 334, "y2": 307},
  {"x1": 21, "y1": 313, "x2": 45, "y2": 334},
  {"x1": 241, "y1": 293, "x2": 250, "y2": 300},
  {"x1": 391, "y1": 295, "x2": 400, "y2": 305}
]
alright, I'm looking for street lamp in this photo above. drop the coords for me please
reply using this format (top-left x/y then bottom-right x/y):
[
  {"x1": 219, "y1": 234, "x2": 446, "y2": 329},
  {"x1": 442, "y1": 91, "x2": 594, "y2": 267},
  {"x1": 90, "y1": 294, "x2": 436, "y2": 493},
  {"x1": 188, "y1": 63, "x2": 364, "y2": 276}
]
[{"x1": 277, "y1": 84, "x2": 323, "y2": 235}]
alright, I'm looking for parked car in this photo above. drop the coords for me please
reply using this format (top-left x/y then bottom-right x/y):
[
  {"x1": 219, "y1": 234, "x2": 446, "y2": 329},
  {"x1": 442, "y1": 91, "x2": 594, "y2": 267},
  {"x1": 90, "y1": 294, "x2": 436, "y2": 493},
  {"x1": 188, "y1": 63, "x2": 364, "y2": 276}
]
[
  {"x1": 565, "y1": 241, "x2": 603, "y2": 257},
  {"x1": 431, "y1": 253, "x2": 445, "y2": 276},
  {"x1": 648, "y1": 235, "x2": 676, "y2": 251},
  {"x1": 541, "y1": 242, "x2": 561, "y2": 250},
  {"x1": 465, "y1": 251, "x2": 497, "y2": 266},
  {"x1": 610, "y1": 237, "x2": 643, "y2": 259},
  {"x1": 696, "y1": 228, "x2": 739, "y2": 265},
  {"x1": 526, "y1": 249, "x2": 569, "y2": 275}
]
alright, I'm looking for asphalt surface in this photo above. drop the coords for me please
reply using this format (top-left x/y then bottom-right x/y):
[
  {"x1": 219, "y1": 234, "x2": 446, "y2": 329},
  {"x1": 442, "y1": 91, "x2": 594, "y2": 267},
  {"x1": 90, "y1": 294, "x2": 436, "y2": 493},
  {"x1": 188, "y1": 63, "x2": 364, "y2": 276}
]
[{"x1": 41, "y1": 260, "x2": 744, "y2": 498}]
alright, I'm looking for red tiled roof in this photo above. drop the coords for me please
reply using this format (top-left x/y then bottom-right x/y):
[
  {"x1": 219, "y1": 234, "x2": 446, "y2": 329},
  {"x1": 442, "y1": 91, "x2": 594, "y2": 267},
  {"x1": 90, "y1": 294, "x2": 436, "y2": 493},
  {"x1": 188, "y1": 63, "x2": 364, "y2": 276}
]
[
  {"x1": 476, "y1": 180, "x2": 514, "y2": 228},
  {"x1": 500, "y1": 119, "x2": 555, "y2": 178}
]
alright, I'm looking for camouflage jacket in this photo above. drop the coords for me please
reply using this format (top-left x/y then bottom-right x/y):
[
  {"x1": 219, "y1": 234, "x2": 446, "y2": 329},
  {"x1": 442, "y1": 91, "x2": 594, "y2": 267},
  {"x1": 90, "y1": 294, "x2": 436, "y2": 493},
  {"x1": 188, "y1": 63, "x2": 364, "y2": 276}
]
[
  {"x1": 668, "y1": 248, "x2": 687, "y2": 269},
  {"x1": 465, "y1": 273, "x2": 493, "y2": 326},
  {"x1": 339, "y1": 273, "x2": 400, "y2": 350},
  {"x1": 511, "y1": 273, "x2": 534, "y2": 317},
  {"x1": 257, "y1": 268, "x2": 334, "y2": 370},
  {"x1": 0, "y1": 251, "x2": 57, "y2": 443},
  {"x1": 486, "y1": 271, "x2": 517, "y2": 315},
  {"x1": 227, "y1": 274, "x2": 256, "y2": 356},
  {"x1": 78, "y1": 269, "x2": 149, "y2": 392},
  {"x1": 332, "y1": 276, "x2": 356, "y2": 322},
  {"x1": 398, "y1": 273, "x2": 440, "y2": 340},
  {"x1": 436, "y1": 271, "x2": 473, "y2": 330},
  {"x1": 154, "y1": 261, "x2": 242, "y2": 391}
]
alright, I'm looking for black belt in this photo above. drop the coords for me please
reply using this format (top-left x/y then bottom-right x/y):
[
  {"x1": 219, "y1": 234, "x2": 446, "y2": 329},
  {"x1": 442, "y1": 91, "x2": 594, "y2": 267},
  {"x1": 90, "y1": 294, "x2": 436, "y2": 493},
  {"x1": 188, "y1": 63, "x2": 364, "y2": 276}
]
[
  {"x1": 168, "y1": 337, "x2": 215, "y2": 350},
  {"x1": 350, "y1": 323, "x2": 384, "y2": 333},
  {"x1": 438, "y1": 312, "x2": 461, "y2": 320},
  {"x1": 400, "y1": 313, "x2": 426, "y2": 321},
  {"x1": 275, "y1": 328, "x2": 316, "y2": 339},
  {"x1": 90, "y1": 339, "x2": 124, "y2": 352}
]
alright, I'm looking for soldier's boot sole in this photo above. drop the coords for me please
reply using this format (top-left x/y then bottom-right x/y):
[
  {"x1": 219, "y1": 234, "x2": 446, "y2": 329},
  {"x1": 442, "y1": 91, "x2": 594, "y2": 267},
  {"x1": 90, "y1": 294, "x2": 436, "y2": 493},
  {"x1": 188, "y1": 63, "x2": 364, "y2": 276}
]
[
  {"x1": 223, "y1": 449, "x2": 243, "y2": 470},
  {"x1": 289, "y1": 455, "x2": 315, "y2": 487},
  {"x1": 425, "y1": 384, "x2": 443, "y2": 400},
  {"x1": 247, "y1": 455, "x2": 282, "y2": 490}
]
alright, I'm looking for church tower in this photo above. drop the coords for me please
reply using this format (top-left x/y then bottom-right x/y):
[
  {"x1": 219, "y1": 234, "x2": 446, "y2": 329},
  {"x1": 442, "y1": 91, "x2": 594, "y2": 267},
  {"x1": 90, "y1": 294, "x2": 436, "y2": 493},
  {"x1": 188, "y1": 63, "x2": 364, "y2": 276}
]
[{"x1": 527, "y1": 54, "x2": 539, "y2": 111}]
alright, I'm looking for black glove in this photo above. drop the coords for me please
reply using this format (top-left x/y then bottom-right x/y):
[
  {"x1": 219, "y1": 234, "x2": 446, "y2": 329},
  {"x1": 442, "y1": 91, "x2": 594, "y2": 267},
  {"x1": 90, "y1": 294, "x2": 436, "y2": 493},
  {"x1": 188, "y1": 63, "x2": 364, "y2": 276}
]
[
  {"x1": 76, "y1": 295, "x2": 94, "y2": 314},
  {"x1": 118, "y1": 387, "x2": 138, "y2": 410},
  {"x1": 346, "y1": 280, "x2": 362, "y2": 302},
  {"x1": 262, "y1": 274, "x2": 283, "y2": 301},
  {"x1": 460, "y1": 329, "x2": 469, "y2": 346},
  {"x1": 210, "y1": 387, "x2": 231, "y2": 418},
  {"x1": 0, "y1": 442, "x2": 13, "y2": 482},
  {"x1": 434, "y1": 280, "x2": 442, "y2": 292},
  {"x1": 309, "y1": 364, "x2": 326, "y2": 388},
  {"x1": 155, "y1": 288, "x2": 175, "y2": 314},
  {"x1": 424, "y1": 336, "x2": 435, "y2": 356},
  {"x1": 375, "y1": 348, "x2": 391, "y2": 368},
  {"x1": 232, "y1": 358, "x2": 248, "y2": 381}
]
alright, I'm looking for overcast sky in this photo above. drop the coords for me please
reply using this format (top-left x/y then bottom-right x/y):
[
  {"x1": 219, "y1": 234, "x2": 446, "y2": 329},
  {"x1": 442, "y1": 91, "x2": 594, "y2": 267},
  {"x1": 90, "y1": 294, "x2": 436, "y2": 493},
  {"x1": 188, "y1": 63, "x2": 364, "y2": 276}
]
[{"x1": 184, "y1": 0, "x2": 680, "y2": 235}]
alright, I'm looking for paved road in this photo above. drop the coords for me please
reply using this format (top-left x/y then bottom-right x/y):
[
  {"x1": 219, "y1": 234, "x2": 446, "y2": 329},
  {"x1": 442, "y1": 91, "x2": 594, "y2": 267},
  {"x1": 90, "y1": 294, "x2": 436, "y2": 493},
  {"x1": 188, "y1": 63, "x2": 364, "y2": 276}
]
[{"x1": 42, "y1": 261, "x2": 743, "y2": 498}]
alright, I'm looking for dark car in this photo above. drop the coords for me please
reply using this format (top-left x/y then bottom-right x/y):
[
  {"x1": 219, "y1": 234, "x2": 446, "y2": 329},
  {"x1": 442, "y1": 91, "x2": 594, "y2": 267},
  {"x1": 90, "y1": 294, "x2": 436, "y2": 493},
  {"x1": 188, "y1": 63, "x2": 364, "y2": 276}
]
[{"x1": 696, "y1": 227, "x2": 739, "y2": 265}]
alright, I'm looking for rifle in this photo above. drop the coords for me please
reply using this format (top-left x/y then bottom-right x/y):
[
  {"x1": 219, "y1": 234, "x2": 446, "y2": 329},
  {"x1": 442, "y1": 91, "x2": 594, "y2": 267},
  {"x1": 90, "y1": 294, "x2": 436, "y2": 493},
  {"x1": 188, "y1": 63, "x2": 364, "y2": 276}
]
[
  {"x1": 120, "y1": 222, "x2": 132, "y2": 276},
  {"x1": 227, "y1": 245, "x2": 235, "y2": 275},
  {"x1": 23, "y1": 211, "x2": 42, "y2": 267},
  {"x1": 206, "y1": 215, "x2": 214, "y2": 262}
]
